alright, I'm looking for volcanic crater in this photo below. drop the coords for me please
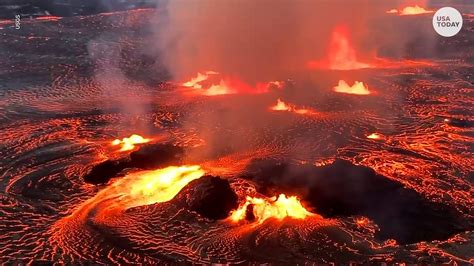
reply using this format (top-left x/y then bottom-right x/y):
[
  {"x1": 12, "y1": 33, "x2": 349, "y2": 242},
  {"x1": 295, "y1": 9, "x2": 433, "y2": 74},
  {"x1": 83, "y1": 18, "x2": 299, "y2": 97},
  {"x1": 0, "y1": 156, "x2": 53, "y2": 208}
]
[{"x1": 1, "y1": 3, "x2": 473, "y2": 265}]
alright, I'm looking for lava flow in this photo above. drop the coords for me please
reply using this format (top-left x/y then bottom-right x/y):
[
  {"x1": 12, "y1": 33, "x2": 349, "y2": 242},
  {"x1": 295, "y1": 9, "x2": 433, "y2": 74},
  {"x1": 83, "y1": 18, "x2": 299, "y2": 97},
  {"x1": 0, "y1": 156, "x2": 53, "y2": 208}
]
[
  {"x1": 69, "y1": 165, "x2": 205, "y2": 214},
  {"x1": 36, "y1": 16, "x2": 62, "y2": 21},
  {"x1": 120, "y1": 165, "x2": 205, "y2": 208},
  {"x1": 230, "y1": 194, "x2": 314, "y2": 223},
  {"x1": 333, "y1": 80, "x2": 371, "y2": 95},
  {"x1": 111, "y1": 134, "x2": 151, "y2": 151},
  {"x1": 386, "y1": 5, "x2": 434, "y2": 16}
]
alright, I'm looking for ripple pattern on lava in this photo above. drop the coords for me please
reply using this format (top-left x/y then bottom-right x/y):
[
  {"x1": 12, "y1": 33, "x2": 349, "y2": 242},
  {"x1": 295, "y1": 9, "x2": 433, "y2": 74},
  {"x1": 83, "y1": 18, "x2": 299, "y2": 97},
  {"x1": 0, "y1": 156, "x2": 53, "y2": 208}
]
[
  {"x1": 243, "y1": 159, "x2": 471, "y2": 244},
  {"x1": 0, "y1": 8, "x2": 473, "y2": 264}
]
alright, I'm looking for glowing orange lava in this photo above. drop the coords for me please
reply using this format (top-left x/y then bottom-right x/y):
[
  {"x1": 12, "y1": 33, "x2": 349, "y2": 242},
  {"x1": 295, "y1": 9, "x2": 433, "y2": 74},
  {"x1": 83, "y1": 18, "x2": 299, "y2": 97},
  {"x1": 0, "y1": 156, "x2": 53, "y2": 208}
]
[
  {"x1": 307, "y1": 26, "x2": 436, "y2": 70},
  {"x1": 270, "y1": 99, "x2": 317, "y2": 115},
  {"x1": 111, "y1": 134, "x2": 150, "y2": 151},
  {"x1": 181, "y1": 71, "x2": 283, "y2": 96},
  {"x1": 333, "y1": 80, "x2": 371, "y2": 95},
  {"x1": 356, "y1": 217, "x2": 369, "y2": 226},
  {"x1": 308, "y1": 26, "x2": 371, "y2": 70},
  {"x1": 182, "y1": 71, "x2": 218, "y2": 89},
  {"x1": 36, "y1": 16, "x2": 62, "y2": 21},
  {"x1": 205, "y1": 79, "x2": 235, "y2": 95},
  {"x1": 121, "y1": 165, "x2": 205, "y2": 208},
  {"x1": 61, "y1": 165, "x2": 205, "y2": 218},
  {"x1": 386, "y1": 8, "x2": 399, "y2": 14},
  {"x1": 386, "y1": 5, "x2": 433, "y2": 16},
  {"x1": 367, "y1": 133, "x2": 383, "y2": 140},
  {"x1": 230, "y1": 194, "x2": 313, "y2": 223},
  {"x1": 373, "y1": 57, "x2": 436, "y2": 68},
  {"x1": 271, "y1": 98, "x2": 292, "y2": 112}
]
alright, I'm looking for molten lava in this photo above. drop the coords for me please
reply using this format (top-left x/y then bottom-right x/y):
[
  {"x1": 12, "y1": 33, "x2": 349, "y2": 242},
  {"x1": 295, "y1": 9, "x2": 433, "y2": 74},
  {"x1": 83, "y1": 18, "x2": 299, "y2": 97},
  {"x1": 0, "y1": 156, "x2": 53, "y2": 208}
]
[
  {"x1": 182, "y1": 71, "x2": 214, "y2": 89},
  {"x1": 111, "y1": 134, "x2": 150, "y2": 151},
  {"x1": 386, "y1": 9, "x2": 399, "y2": 14},
  {"x1": 400, "y1": 5, "x2": 433, "y2": 15},
  {"x1": 181, "y1": 71, "x2": 283, "y2": 96},
  {"x1": 205, "y1": 79, "x2": 235, "y2": 96},
  {"x1": 308, "y1": 26, "x2": 371, "y2": 70},
  {"x1": 61, "y1": 165, "x2": 205, "y2": 221},
  {"x1": 333, "y1": 80, "x2": 371, "y2": 95},
  {"x1": 356, "y1": 217, "x2": 369, "y2": 226},
  {"x1": 386, "y1": 5, "x2": 433, "y2": 16},
  {"x1": 367, "y1": 133, "x2": 383, "y2": 139},
  {"x1": 271, "y1": 98, "x2": 292, "y2": 112},
  {"x1": 36, "y1": 16, "x2": 62, "y2": 21},
  {"x1": 308, "y1": 26, "x2": 436, "y2": 70},
  {"x1": 122, "y1": 165, "x2": 205, "y2": 208},
  {"x1": 270, "y1": 99, "x2": 317, "y2": 115},
  {"x1": 182, "y1": 71, "x2": 219, "y2": 89},
  {"x1": 230, "y1": 194, "x2": 312, "y2": 223}
]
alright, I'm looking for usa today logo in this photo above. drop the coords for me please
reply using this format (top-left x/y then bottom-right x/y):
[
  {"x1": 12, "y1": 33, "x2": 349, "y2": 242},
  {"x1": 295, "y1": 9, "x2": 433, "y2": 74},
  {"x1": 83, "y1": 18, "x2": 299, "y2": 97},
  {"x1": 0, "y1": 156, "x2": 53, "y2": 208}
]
[{"x1": 433, "y1": 7, "x2": 463, "y2": 37}]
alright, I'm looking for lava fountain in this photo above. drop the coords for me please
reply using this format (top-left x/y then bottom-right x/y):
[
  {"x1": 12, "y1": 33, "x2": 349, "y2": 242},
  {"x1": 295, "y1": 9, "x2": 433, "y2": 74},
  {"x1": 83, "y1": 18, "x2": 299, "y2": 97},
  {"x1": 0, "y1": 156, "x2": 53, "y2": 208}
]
[
  {"x1": 367, "y1": 133, "x2": 383, "y2": 140},
  {"x1": 307, "y1": 26, "x2": 371, "y2": 70},
  {"x1": 230, "y1": 194, "x2": 315, "y2": 223},
  {"x1": 386, "y1": 5, "x2": 434, "y2": 16},
  {"x1": 333, "y1": 80, "x2": 371, "y2": 95},
  {"x1": 111, "y1": 134, "x2": 151, "y2": 151},
  {"x1": 181, "y1": 71, "x2": 283, "y2": 96},
  {"x1": 182, "y1": 71, "x2": 218, "y2": 89},
  {"x1": 270, "y1": 99, "x2": 318, "y2": 115},
  {"x1": 307, "y1": 25, "x2": 436, "y2": 70}
]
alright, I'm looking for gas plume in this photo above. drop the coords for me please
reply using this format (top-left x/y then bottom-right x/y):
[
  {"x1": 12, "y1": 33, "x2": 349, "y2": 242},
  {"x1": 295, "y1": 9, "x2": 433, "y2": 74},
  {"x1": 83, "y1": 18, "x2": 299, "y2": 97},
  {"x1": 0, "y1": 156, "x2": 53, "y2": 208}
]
[{"x1": 152, "y1": 0, "x2": 398, "y2": 83}]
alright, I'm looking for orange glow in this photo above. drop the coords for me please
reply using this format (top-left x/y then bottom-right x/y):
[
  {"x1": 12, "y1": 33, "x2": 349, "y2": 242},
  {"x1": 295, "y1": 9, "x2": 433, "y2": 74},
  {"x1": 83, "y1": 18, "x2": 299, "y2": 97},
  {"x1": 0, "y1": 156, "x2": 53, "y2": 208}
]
[
  {"x1": 333, "y1": 80, "x2": 371, "y2": 95},
  {"x1": 182, "y1": 71, "x2": 218, "y2": 89},
  {"x1": 308, "y1": 26, "x2": 371, "y2": 70},
  {"x1": 386, "y1": 5, "x2": 433, "y2": 16},
  {"x1": 308, "y1": 26, "x2": 436, "y2": 70},
  {"x1": 270, "y1": 99, "x2": 317, "y2": 115},
  {"x1": 181, "y1": 71, "x2": 283, "y2": 96},
  {"x1": 67, "y1": 165, "x2": 205, "y2": 213},
  {"x1": 268, "y1": 81, "x2": 284, "y2": 89},
  {"x1": 205, "y1": 79, "x2": 235, "y2": 95},
  {"x1": 271, "y1": 98, "x2": 292, "y2": 112},
  {"x1": 373, "y1": 57, "x2": 436, "y2": 68},
  {"x1": 386, "y1": 8, "x2": 399, "y2": 14},
  {"x1": 121, "y1": 165, "x2": 205, "y2": 208},
  {"x1": 399, "y1": 5, "x2": 433, "y2": 15},
  {"x1": 356, "y1": 217, "x2": 369, "y2": 226},
  {"x1": 36, "y1": 16, "x2": 61, "y2": 21},
  {"x1": 367, "y1": 133, "x2": 383, "y2": 139},
  {"x1": 230, "y1": 194, "x2": 312, "y2": 223},
  {"x1": 111, "y1": 134, "x2": 150, "y2": 151}
]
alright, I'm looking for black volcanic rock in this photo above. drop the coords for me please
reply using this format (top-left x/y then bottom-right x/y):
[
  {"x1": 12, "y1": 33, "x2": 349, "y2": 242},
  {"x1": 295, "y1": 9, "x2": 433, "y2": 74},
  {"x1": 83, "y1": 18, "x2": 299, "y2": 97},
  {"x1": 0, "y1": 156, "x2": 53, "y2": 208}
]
[
  {"x1": 0, "y1": 0, "x2": 156, "y2": 19},
  {"x1": 445, "y1": 118, "x2": 474, "y2": 128},
  {"x1": 176, "y1": 175, "x2": 239, "y2": 220},
  {"x1": 244, "y1": 204, "x2": 256, "y2": 221},
  {"x1": 83, "y1": 159, "x2": 126, "y2": 185},
  {"x1": 129, "y1": 144, "x2": 184, "y2": 169},
  {"x1": 83, "y1": 143, "x2": 184, "y2": 184},
  {"x1": 243, "y1": 158, "x2": 470, "y2": 244}
]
